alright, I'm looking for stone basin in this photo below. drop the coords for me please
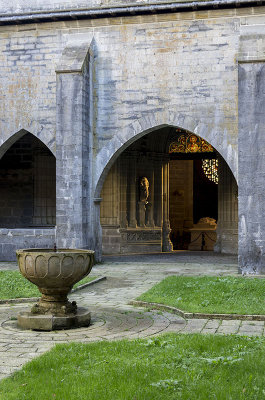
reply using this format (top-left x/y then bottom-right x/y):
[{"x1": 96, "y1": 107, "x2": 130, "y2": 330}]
[{"x1": 16, "y1": 248, "x2": 94, "y2": 331}]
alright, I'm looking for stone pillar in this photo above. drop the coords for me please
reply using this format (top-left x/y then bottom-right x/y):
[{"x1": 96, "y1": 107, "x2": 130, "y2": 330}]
[
  {"x1": 162, "y1": 158, "x2": 173, "y2": 252},
  {"x1": 214, "y1": 156, "x2": 238, "y2": 254},
  {"x1": 119, "y1": 156, "x2": 128, "y2": 228},
  {"x1": 154, "y1": 155, "x2": 163, "y2": 227},
  {"x1": 138, "y1": 201, "x2": 146, "y2": 227},
  {"x1": 238, "y1": 61, "x2": 265, "y2": 274},
  {"x1": 55, "y1": 43, "x2": 93, "y2": 250},
  {"x1": 128, "y1": 154, "x2": 137, "y2": 228}
]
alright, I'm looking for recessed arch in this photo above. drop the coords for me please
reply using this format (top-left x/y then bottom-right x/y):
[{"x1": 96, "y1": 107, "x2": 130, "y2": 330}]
[
  {"x1": 0, "y1": 131, "x2": 56, "y2": 228},
  {"x1": 98, "y1": 123, "x2": 238, "y2": 257},
  {"x1": 94, "y1": 112, "x2": 238, "y2": 198}
]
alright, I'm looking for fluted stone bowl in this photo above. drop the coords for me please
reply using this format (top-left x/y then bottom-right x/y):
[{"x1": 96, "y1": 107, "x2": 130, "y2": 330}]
[
  {"x1": 16, "y1": 248, "x2": 95, "y2": 330},
  {"x1": 17, "y1": 248, "x2": 94, "y2": 291}
]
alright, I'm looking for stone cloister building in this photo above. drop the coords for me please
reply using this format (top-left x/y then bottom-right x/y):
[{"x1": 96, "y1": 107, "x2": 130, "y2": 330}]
[{"x1": 0, "y1": 0, "x2": 264, "y2": 274}]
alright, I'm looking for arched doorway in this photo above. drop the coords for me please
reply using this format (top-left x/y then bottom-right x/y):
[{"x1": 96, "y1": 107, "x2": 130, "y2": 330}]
[
  {"x1": 0, "y1": 132, "x2": 56, "y2": 227},
  {"x1": 99, "y1": 126, "x2": 238, "y2": 255}
]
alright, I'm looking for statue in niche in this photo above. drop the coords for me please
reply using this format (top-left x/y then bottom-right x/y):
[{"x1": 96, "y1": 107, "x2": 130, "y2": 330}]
[
  {"x1": 139, "y1": 177, "x2": 149, "y2": 204},
  {"x1": 138, "y1": 177, "x2": 151, "y2": 227}
]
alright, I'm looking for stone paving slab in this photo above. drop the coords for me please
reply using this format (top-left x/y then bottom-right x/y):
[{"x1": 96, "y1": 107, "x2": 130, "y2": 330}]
[{"x1": 0, "y1": 254, "x2": 264, "y2": 382}]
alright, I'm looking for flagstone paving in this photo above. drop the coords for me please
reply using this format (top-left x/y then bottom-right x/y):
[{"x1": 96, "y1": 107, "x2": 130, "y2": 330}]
[{"x1": 0, "y1": 252, "x2": 264, "y2": 381}]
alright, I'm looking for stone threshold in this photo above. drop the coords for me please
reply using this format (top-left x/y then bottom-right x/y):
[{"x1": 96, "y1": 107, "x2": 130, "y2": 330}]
[
  {"x1": 0, "y1": 276, "x2": 107, "y2": 305},
  {"x1": 130, "y1": 300, "x2": 265, "y2": 321}
]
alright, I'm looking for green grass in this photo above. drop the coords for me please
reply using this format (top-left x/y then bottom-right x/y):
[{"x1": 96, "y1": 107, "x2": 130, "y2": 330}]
[
  {"x1": 72, "y1": 276, "x2": 97, "y2": 290},
  {"x1": 138, "y1": 276, "x2": 265, "y2": 315},
  {"x1": 0, "y1": 270, "x2": 96, "y2": 300},
  {"x1": 0, "y1": 334, "x2": 264, "y2": 399}
]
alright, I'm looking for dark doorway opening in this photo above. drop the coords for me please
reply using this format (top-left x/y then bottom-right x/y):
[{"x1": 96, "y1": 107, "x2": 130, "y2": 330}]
[
  {"x1": 0, "y1": 133, "x2": 56, "y2": 228},
  {"x1": 193, "y1": 159, "x2": 218, "y2": 224}
]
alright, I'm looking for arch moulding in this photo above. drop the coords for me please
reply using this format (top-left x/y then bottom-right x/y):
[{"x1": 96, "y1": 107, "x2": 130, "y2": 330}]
[
  {"x1": 0, "y1": 128, "x2": 55, "y2": 161},
  {"x1": 94, "y1": 110, "x2": 238, "y2": 198}
]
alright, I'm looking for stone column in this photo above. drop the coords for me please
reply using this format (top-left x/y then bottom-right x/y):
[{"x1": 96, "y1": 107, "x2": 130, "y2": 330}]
[
  {"x1": 138, "y1": 201, "x2": 146, "y2": 227},
  {"x1": 128, "y1": 153, "x2": 137, "y2": 228},
  {"x1": 162, "y1": 157, "x2": 173, "y2": 252},
  {"x1": 154, "y1": 154, "x2": 163, "y2": 227},
  {"x1": 214, "y1": 156, "x2": 238, "y2": 254},
  {"x1": 55, "y1": 43, "x2": 93, "y2": 250},
  {"x1": 238, "y1": 61, "x2": 265, "y2": 274},
  {"x1": 119, "y1": 156, "x2": 128, "y2": 228}
]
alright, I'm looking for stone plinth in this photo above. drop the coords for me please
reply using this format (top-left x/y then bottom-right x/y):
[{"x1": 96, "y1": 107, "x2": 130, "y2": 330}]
[{"x1": 18, "y1": 307, "x2": 91, "y2": 331}]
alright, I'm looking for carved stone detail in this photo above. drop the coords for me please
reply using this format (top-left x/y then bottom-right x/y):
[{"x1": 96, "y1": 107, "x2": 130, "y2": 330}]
[
  {"x1": 139, "y1": 176, "x2": 149, "y2": 204},
  {"x1": 121, "y1": 230, "x2": 161, "y2": 242}
]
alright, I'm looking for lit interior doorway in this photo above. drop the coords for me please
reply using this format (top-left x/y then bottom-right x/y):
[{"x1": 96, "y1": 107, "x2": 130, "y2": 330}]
[{"x1": 100, "y1": 126, "x2": 237, "y2": 255}]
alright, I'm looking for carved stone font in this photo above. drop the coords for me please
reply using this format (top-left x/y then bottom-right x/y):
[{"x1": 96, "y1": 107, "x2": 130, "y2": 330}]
[{"x1": 16, "y1": 248, "x2": 94, "y2": 330}]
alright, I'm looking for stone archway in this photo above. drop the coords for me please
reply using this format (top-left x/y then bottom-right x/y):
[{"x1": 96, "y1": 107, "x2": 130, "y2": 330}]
[
  {"x1": 0, "y1": 130, "x2": 56, "y2": 260},
  {"x1": 96, "y1": 124, "x2": 238, "y2": 257},
  {"x1": 94, "y1": 111, "x2": 238, "y2": 199}
]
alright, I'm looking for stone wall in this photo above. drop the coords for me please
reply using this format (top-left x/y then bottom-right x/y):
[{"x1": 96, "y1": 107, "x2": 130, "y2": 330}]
[
  {"x1": 0, "y1": 5, "x2": 264, "y2": 268},
  {"x1": 0, "y1": 0, "x2": 221, "y2": 15},
  {"x1": 0, "y1": 6, "x2": 250, "y2": 167},
  {"x1": 93, "y1": 8, "x2": 241, "y2": 188},
  {"x1": 0, "y1": 228, "x2": 55, "y2": 261},
  {"x1": 238, "y1": 23, "x2": 265, "y2": 274}
]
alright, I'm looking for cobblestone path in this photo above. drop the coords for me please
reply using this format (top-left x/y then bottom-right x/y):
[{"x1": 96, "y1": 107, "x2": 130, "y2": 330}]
[{"x1": 0, "y1": 253, "x2": 264, "y2": 381}]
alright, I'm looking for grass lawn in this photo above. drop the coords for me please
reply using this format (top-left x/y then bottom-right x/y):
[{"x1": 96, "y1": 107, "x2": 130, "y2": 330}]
[
  {"x1": 138, "y1": 276, "x2": 265, "y2": 315},
  {"x1": 0, "y1": 270, "x2": 96, "y2": 300},
  {"x1": 0, "y1": 334, "x2": 264, "y2": 399}
]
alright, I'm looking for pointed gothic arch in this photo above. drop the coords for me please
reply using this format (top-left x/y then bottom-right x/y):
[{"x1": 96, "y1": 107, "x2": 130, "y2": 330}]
[
  {"x1": 0, "y1": 129, "x2": 55, "y2": 161},
  {"x1": 0, "y1": 130, "x2": 56, "y2": 228}
]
